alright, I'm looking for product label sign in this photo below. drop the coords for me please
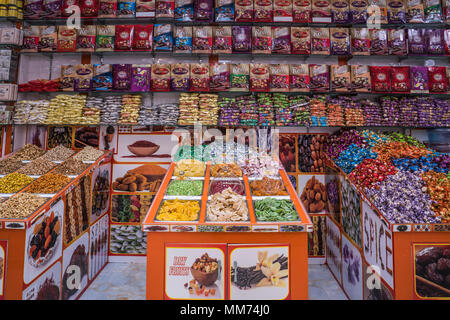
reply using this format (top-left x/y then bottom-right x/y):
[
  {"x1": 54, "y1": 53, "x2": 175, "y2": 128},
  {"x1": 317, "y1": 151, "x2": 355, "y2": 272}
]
[
  {"x1": 165, "y1": 244, "x2": 226, "y2": 300},
  {"x1": 362, "y1": 201, "x2": 394, "y2": 289},
  {"x1": 0, "y1": 240, "x2": 7, "y2": 299}
]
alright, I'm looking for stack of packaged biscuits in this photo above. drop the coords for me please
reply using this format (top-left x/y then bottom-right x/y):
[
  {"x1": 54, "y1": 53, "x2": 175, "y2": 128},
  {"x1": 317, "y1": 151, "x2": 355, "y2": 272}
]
[
  {"x1": 178, "y1": 93, "x2": 199, "y2": 125},
  {"x1": 198, "y1": 93, "x2": 219, "y2": 125},
  {"x1": 118, "y1": 94, "x2": 142, "y2": 124}
]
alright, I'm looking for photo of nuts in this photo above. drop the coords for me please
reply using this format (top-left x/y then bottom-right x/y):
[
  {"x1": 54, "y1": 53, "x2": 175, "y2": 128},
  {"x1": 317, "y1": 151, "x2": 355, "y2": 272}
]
[
  {"x1": 112, "y1": 164, "x2": 166, "y2": 192},
  {"x1": 300, "y1": 176, "x2": 327, "y2": 213},
  {"x1": 279, "y1": 134, "x2": 296, "y2": 173}
]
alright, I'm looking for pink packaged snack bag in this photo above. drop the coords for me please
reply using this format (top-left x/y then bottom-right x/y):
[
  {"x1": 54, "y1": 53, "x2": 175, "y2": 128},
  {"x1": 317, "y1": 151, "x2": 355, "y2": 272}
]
[
  {"x1": 98, "y1": 0, "x2": 118, "y2": 17},
  {"x1": 311, "y1": 0, "x2": 331, "y2": 22},
  {"x1": 311, "y1": 27, "x2": 330, "y2": 55},
  {"x1": 213, "y1": 26, "x2": 232, "y2": 54},
  {"x1": 252, "y1": 26, "x2": 272, "y2": 54},
  {"x1": 250, "y1": 63, "x2": 270, "y2": 91},
  {"x1": 290, "y1": 64, "x2": 310, "y2": 92},
  {"x1": 425, "y1": 29, "x2": 444, "y2": 55},
  {"x1": 370, "y1": 66, "x2": 391, "y2": 92},
  {"x1": 350, "y1": 28, "x2": 370, "y2": 55},
  {"x1": 210, "y1": 63, "x2": 229, "y2": 91},
  {"x1": 428, "y1": 66, "x2": 448, "y2": 92},
  {"x1": 388, "y1": 29, "x2": 407, "y2": 55},
  {"x1": 309, "y1": 64, "x2": 330, "y2": 91},
  {"x1": 369, "y1": 29, "x2": 388, "y2": 55},
  {"x1": 235, "y1": 0, "x2": 253, "y2": 21},
  {"x1": 193, "y1": 26, "x2": 212, "y2": 53},
  {"x1": 232, "y1": 26, "x2": 252, "y2": 53},
  {"x1": 270, "y1": 64, "x2": 289, "y2": 92},
  {"x1": 293, "y1": 0, "x2": 311, "y2": 22},
  {"x1": 136, "y1": 0, "x2": 155, "y2": 16},
  {"x1": 76, "y1": 25, "x2": 96, "y2": 52},
  {"x1": 408, "y1": 28, "x2": 426, "y2": 54},
  {"x1": 254, "y1": 0, "x2": 273, "y2": 21}
]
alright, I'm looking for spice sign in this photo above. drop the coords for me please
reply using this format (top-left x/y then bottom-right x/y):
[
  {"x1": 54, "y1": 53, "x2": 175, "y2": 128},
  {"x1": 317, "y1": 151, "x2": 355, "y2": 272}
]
[
  {"x1": 362, "y1": 201, "x2": 394, "y2": 289},
  {"x1": 164, "y1": 244, "x2": 226, "y2": 300},
  {"x1": 0, "y1": 240, "x2": 7, "y2": 299}
]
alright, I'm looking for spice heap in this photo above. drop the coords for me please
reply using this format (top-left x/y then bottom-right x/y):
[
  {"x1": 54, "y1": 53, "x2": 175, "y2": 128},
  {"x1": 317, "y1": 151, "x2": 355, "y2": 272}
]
[
  {"x1": 157, "y1": 199, "x2": 200, "y2": 221},
  {"x1": 53, "y1": 158, "x2": 90, "y2": 175},
  {"x1": 173, "y1": 159, "x2": 206, "y2": 177},
  {"x1": 250, "y1": 176, "x2": 288, "y2": 196},
  {"x1": 10, "y1": 144, "x2": 46, "y2": 161},
  {"x1": 166, "y1": 180, "x2": 204, "y2": 196},
  {"x1": 0, "y1": 173, "x2": 35, "y2": 193},
  {"x1": 254, "y1": 198, "x2": 298, "y2": 221},
  {"x1": 73, "y1": 146, "x2": 104, "y2": 161},
  {"x1": 207, "y1": 188, "x2": 249, "y2": 222},
  {"x1": 209, "y1": 180, "x2": 245, "y2": 196},
  {"x1": 40, "y1": 145, "x2": 75, "y2": 161},
  {"x1": 0, "y1": 193, "x2": 47, "y2": 219},
  {"x1": 17, "y1": 157, "x2": 57, "y2": 175},
  {"x1": 421, "y1": 171, "x2": 450, "y2": 221},
  {"x1": 0, "y1": 158, "x2": 24, "y2": 174},
  {"x1": 26, "y1": 173, "x2": 72, "y2": 194},
  {"x1": 210, "y1": 163, "x2": 242, "y2": 177}
]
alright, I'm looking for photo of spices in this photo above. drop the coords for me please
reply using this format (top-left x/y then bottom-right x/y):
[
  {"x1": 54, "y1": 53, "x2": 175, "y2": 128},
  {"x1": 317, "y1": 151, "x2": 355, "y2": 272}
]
[
  {"x1": 62, "y1": 240, "x2": 88, "y2": 300},
  {"x1": 74, "y1": 127, "x2": 100, "y2": 148}
]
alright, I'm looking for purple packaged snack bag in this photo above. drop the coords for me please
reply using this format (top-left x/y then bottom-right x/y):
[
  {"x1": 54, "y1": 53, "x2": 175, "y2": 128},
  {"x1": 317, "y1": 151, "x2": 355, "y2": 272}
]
[
  {"x1": 272, "y1": 26, "x2": 291, "y2": 54},
  {"x1": 369, "y1": 29, "x2": 388, "y2": 55},
  {"x1": 408, "y1": 28, "x2": 425, "y2": 54},
  {"x1": 387, "y1": 0, "x2": 406, "y2": 23},
  {"x1": 42, "y1": 0, "x2": 61, "y2": 18},
  {"x1": 425, "y1": 29, "x2": 444, "y2": 55},
  {"x1": 210, "y1": 63, "x2": 230, "y2": 91},
  {"x1": 232, "y1": 26, "x2": 251, "y2": 53},
  {"x1": 330, "y1": 27, "x2": 350, "y2": 55},
  {"x1": 388, "y1": 29, "x2": 407, "y2": 55},
  {"x1": 131, "y1": 64, "x2": 151, "y2": 91},
  {"x1": 113, "y1": 64, "x2": 132, "y2": 91},
  {"x1": 410, "y1": 66, "x2": 429, "y2": 93},
  {"x1": 332, "y1": 0, "x2": 350, "y2": 23},
  {"x1": 170, "y1": 63, "x2": 190, "y2": 91},
  {"x1": 310, "y1": 64, "x2": 330, "y2": 91},
  {"x1": 194, "y1": 0, "x2": 214, "y2": 21},
  {"x1": 24, "y1": 0, "x2": 43, "y2": 19},
  {"x1": 350, "y1": 0, "x2": 368, "y2": 23}
]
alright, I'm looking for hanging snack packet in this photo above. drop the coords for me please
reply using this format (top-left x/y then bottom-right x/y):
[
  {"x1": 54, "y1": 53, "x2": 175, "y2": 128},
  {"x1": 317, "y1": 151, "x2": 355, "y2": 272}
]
[
  {"x1": 330, "y1": 27, "x2": 350, "y2": 55},
  {"x1": 113, "y1": 64, "x2": 132, "y2": 91},
  {"x1": 154, "y1": 24, "x2": 173, "y2": 51},
  {"x1": 408, "y1": 28, "x2": 425, "y2": 54},
  {"x1": 332, "y1": 0, "x2": 349, "y2": 23},
  {"x1": 445, "y1": 29, "x2": 450, "y2": 55},
  {"x1": 391, "y1": 66, "x2": 410, "y2": 92},
  {"x1": 369, "y1": 0, "x2": 388, "y2": 23},
  {"x1": 194, "y1": 0, "x2": 214, "y2": 21},
  {"x1": 96, "y1": 25, "x2": 115, "y2": 52},
  {"x1": 115, "y1": 25, "x2": 133, "y2": 51},
  {"x1": 351, "y1": 65, "x2": 371, "y2": 92},
  {"x1": 193, "y1": 26, "x2": 212, "y2": 53},
  {"x1": 117, "y1": 0, "x2": 136, "y2": 16},
  {"x1": 410, "y1": 66, "x2": 429, "y2": 93},
  {"x1": 369, "y1": 28, "x2": 388, "y2": 55},
  {"x1": 156, "y1": 0, "x2": 174, "y2": 17},
  {"x1": 370, "y1": 66, "x2": 391, "y2": 92},
  {"x1": 388, "y1": 29, "x2": 407, "y2": 55},
  {"x1": 61, "y1": 65, "x2": 75, "y2": 91},
  {"x1": 424, "y1": 0, "x2": 443, "y2": 22},
  {"x1": 351, "y1": 28, "x2": 370, "y2": 55},
  {"x1": 350, "y1": 0, "x2": 368, "y2": 23},
  {"x1": 174, "y1": 26, "x2": 193, "y2": 53},
  {"x1": 39, "y1": 26, "x2": 57, "y2": 52},
  {"x1": 93, "y1": 64, "x2": 113, "y2": 91},
  {"x1": 171, "y1": 63, "x2": 190, "y2": 91},
  {"x1": 80, "y1": 0, "x2": 99, "y2": 16},
  {"x1": 232, "y1": 26, "x2": 252, "y2": 53},
  {"x1": 311, "y1": 27, "x2": 330, "y2": 55},
  {"x1": 310, "y1": 64, "x2": 330, "y2": 92},
  {"x1": 254, "y1": 0, "x2": 273, "y2": 21},
  {"x1": 76, "y1": 25, "x2": 96, "y2": 52},
  {"x1": 235, "y1": 0, "x2": 253, "y2": 21},
  {"x1": 230, "y1": 63, "x2": 250, "y2": 91},
  {"x1": 213, "y1": 26, "x2": 232, "y2": 53},
  {"x1": 74, "y1": 64, "x2": 94, "y2": 92},
  {"x1": 425, "y1": 29, "x2": 444, "y2": 55},
  {"x1": 215, "y1": 0, "x2": 234, "y2": 21},
  {"x1": 250, "y1": 63, "x2": 270, "y2": 91},
  {"x1": 387, "y1": 0, "x2": 406, "y2": 23},
  {"x1": 133, "y1": 25, "x2": 153, "y2": 51},
  {"x1": 24, "y1": 0, "x2": 43, "y2": 19},
  {"x1": 291, "y1": 27, "x2": 310, "y2": 54},
  {"x1": 175, "y1": 0, "x2": 194, "y2": 20},
  {"x1": 290, "y1": 64, "x2": 310, "y2": 92},
  {"x1": 57, "y1": 26, "x2": 76, "y2": 52},
  {"x1": 62, "y1": 0, "x2": 77, "y2": 16},
  {"x1": 210, "y1": 63, "x2": 230, "y2": 91},
  {"x1": 270, "y1": 64, "x2": 289, "y2": 92},
  {"x1": 331, "y1": 65, "x2": 351, "y2": 92},
  {"x1": 272, "y1": 26, "x2": 291, "y2": 54},
  {"x1": 42, "y1": 0, "x2": 61, "y2": 18},
  {"x1": 312, "y1": 0, "x2": 331, "y2": 22},
  {"x1": 22, "y1": 26, "x2": 40, "y2": 52},
  {"x1": 151, "y1": 64, "x2": 171, "y2": 91},
  {"x1": 136, "y1": 0, "x2": 155, "y2": 16},
  {"x1": 273, "y1": 0, "x2": 293, "y2": 21},
  {"x1": 131, "y1": 65, "x2": 151, "y2": 92},
  {"x1": 190, "y1": 63, "x2": 210, "y2": 91},
  {"x1": 406, "y1": 0, "x2": 424, "y2": 22},
  {"x1": 99, "y1": 0, "x2": 117, "y2": 17},
  {"x1": 428, "y1": 66, "x2": 447, "y2": 93},
  {"x1": 293, "y1": 0, "x2": 311, "y2": 22},
  {"x1": 252, "y1": 26, "x2": 272, "y2": 54}
]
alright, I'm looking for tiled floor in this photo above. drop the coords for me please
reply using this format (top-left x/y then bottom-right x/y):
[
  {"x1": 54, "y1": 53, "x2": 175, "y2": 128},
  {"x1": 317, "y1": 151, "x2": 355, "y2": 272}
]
[{"x1": 79, "y1": 263, "x2": 347, "y2": 300}]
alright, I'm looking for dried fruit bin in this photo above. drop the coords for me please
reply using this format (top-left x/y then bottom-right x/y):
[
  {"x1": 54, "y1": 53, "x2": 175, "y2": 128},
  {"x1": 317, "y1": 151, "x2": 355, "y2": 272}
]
[
  {"x1": 0, "y1": 150, "x2": 112, "y2": 300},
  {"x1": 324, "y1": 158, "x2": 450, "y2": 300},
  {"x1": 143, "y1": 160, "x2": 312, "y2": 300}
]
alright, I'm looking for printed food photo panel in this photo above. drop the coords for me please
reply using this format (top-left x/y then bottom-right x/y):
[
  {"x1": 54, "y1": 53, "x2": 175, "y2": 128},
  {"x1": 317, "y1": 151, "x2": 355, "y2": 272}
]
[
  {"x1": 89, "y1": 214, "x2": 109, "y2": 281},
  {"x1": 363, "y1": 262, "x2": 393, "y2": 300},
  {"x1": 91, "y1": 164, "x2": 111, "y2": 223},
  {"x1": 297, "y1": 134, "x2": 327, "y2": 173},
  {"x1": 47, "y1": 126, "x2": 73, "y2": 149},
  {"x1": 342, "y1": 234, "x2": 363, "y2": 300},
  {"x1": 109, "y1": 225, "x2": 147, "y2": 256},
  {"x1": 164, "y1": 244, "x2": 226, "y2": 300},
  {"x1": 298, "y1": 175, "x2": 327, "y2": 214},
  {"x1": 74, "y1": 126, "x2": 100, "y2": 149},
  {"x1": 111, "y1": 194, "x2": 153, "y2": 223},
  {"x1": 0, "y1": 241, "x2": 6, "y2": 299},
  {"x1": 340, "y1": 175, "x2": 362, "y2": 248},
  {"x1": 326, "y1": 216, "x2": 342, "y2": 285},
  {"x1": 324, "y1": 165, "x2": 341, "y2": 224},
  {"x1": 279, "y1": 134, "x2": 297, "y2": 173},
  {"x1": 308, "y1": 215, "x2": 326, "y2": 259},
  {"x1": 116, "y1": 134, "x2": 179, "y2": 162},
  {"x1": 26, "y1": 125, "x2": 46, "y2": 149},
  {"x1": 112, "y1": 163, "x2": 168, "y2": 193},
  {"x1": 99, "y1": 125, "x2": 118, "y2": 152},
  {"x1": 228, "y1": 244, "x2": 290, "y2": 300},
  {"x1": 22, "y1": 261, "x2": 62, "y2": 300},
  {"x1": 413, "y1": 244, "x2": 450, "y2": 299}
]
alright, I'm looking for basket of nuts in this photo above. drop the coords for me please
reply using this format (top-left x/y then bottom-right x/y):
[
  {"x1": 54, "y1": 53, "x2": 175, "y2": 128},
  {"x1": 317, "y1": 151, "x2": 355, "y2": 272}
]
[{"x1": 190, "y1": 253, "x2": 220, "y2": 286}]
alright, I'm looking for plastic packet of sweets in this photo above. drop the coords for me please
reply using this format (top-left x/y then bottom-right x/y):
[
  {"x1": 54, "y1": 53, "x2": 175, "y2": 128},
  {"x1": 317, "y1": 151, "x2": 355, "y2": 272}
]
[
  {"x1": 136, "y1": 0, "x2": 155, "y2": 16},
  {"x1": 62, "y1": 0, "x2": 77, "y2": 16},
  {"x1": 113, "y1": 64, "x2": 132, "y2": 91},
  {"x1": 387, "y1": 0, "x2": 406, "y2": 23},
  {"x1": 171, "y1": 63, "x2": 190, "y2": 91},
  {"x1": 61, "y1": 65, "x2": 75, "y2": 91},
  {"x1": 76, "y1": 25, "x2": 96, "y2": 52},
  {"x1": 194, "y1": 0, "x2": 213, "y2": 21},
  {"x1": 117, "y1": 0, "x2": 136, "y2": 17},
  {"x1": 424, "y1": 0, "x2": 443, "y2": 22},
  {"x1": 133, "y1": 25, "x2": 153, "y2": 51},
  {"x1": 174, "y1": 26, "x2": 193, "y2": 53},
  {"x1": 351, "y1": 28, "x2": 370, "y2": 55},
  {"x1": 427, "y1": 66, "x2": 447, "y2": 93},
  {"x1": 252, "y1": 26, "x2": 272, "y2": 54},
  {"x1": 309, "y1": 64, "x2": 330, "y2": 91},
  {"x1": 331, "y1": 65, "x2": 350, "y2": 92},
  {"x1": 350, "y1": 0, "x2": 368, "y2": 23},
  {"x1": 290, "y1": 64, "x2": 310, "y2": 92},
  {"x1": 175, "y1": 0, "x2": 194, "y2": 20},
  {"x1": 369, "y1": 28, "x2": 388, "y2": 55},
  {"x1": 115, "y1": 25, "x2": 134, "y2": 51},
  {"x1": 351, "y1": 65, "x2": 371, "y2": 92},
  {"x1": 368, "y1": 0, "x2": 388, "y2": 23},
  {"x1": 332, "y1": 0, "x2": 350, "y2": 23},
  {"x1": 254, "y1": 0, "x2": 273, "y2": 21},
  {"x1": 74, "y1": 64, "x2": 94, "y2": 92},
  {"x1": 156, "y1": 0, "x2": 174, "y2": 17},
  {"x1": 230, "y1": 63, "x2": 250, "y2": 91},
  {"x1": 445, "y1": 30, "x2": 450, "y2": 55},
  {"x1": 57, "y1": 26, "x2": 76, "y2": 52},
  {"x1": 270, "y1": 64, "x2": 289, "y2": 92},
  {"x1": 154, "y1": 24, "x2": 173, "y2": 51},
  {"x1": 406, "y1": 0, "x2": 424, "y2": 22},
  {"x1": 151, "y1": 64, "x2": 171, "y2": 91},
  {"x1": 232, "y1": 26, "x2": 252, "y2": 53},
  {"x1": 370, "y1": 66, "x2": 391, "y2": 92},
  {"x1": 190, "y1": 63, "x2": 210, "y2": 91},
  {"x1": 80, "y1": 0, "x2": 99, "y2": 16},
  {"x1": 272, "y1": 26, "x2": 291, "y2": 54},
  {"x1": 96, "y1": 25, "x2": 115, "y2": 52},
  {"x1": 425, "y1": 29, "x2": 444, "y2": 55},
  {"x1": 210, "y1": 63, "x2": 230, "y2": 91},
  {"x1": 391, "y1": 66, "x2": 410, "y2": 93},
  {"x1": 274, "y1": 0, "x2": 292, "y2": 21},
  {"x1": 311, "y1": 27, "x2": 330, "y2": 55},
  {"x1": 407, "y1": 28, "x2": 425, "y2": 54},
  {"x1": 24, "y1": 0, "x2": 43, "y2": 19},
  {"x1": 291, "y1": 27, "x2": 310, "y2": 54},
  {"x1": 215, "y1": 0, "x2": 235, "y2": 21},
  {"x1": 193, "y1": 26, "x2": 212, "y2": 53},
  {"x1": 42, "y1": 0, "x2": 61, "y2": 18},
  {"x1": 330, "y1": 27, "x2": 350, "y2": 55},
  {"x1": 410, "y1": 66, "x2": 429, "y2": 93},
  {"x1": 312, "y1": 0, "x2": 331, "y2": 22},
  {"x1": 388, "y1": 29, "x2": 407, "y2": 55},
  {"x1": 250, "y1": 63, "x2": 270, "y2": 91},
  {"x1": 39, "y1": 26, "x2": 57, "y2": 52},
  {"x1": 98, "y1": 0, "x2": 117, "y2": 17},
  {"x1": 93, "y1": 64, "x2": 113, "y2": 91},
  {"x1": 22, "y1": 26, "x2": 40, "y2": 52},
  {"x1": 235, "y1": 0, "x2": 253, "y2": 21},
  {"x1": 213, "y1": 26, "x2": 232, "y2": 53},
  {"x1": 293, "y1": 0, "x2": 311, "y2": 22}
]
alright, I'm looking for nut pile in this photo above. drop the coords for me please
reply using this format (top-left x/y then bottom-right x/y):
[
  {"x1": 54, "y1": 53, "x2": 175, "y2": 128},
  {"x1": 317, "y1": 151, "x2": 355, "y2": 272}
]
[
  {"x1": 10, "y1": 144, "x2": 46, "y2": 161},
  {"x1": 40, "y1": 145, "x2": 75, "y2": 161},
  {"x1": 17, "y1": 157, "x2": 57, "y2": 175},
  {"x1": 73, "y1": 146, "x2": 104, "y2": 161},
  {"x1": 25, "y1": 173, "x2": 71, "y2": 194},
  {"x1": 53, "y1": 158, "x2": 90, "y2": 175},
  {"x1": 0, "y1": 158, "x2": 24, "y2": 174},
  {"x1": 0, "y1": 173, "x2": 35, "y2": 193},
  {"x1": 300, "y1": 176, "x2": 326, "y2": 213},
  {"x1": 0, "y1": 193, "x2": 47, "y2": 219}
]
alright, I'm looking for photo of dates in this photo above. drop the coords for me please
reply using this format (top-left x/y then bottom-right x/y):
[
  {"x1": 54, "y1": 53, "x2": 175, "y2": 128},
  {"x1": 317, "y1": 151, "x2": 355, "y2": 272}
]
[
  {"x1": 297, "y1": 134, "x2": 327, "y2": 173},
  {"x1": 279, "y1": 134, "x2": 296, "y2": 172},
  {"x1": 415, "y1": 245, "x2": 450, "y2": 298}
]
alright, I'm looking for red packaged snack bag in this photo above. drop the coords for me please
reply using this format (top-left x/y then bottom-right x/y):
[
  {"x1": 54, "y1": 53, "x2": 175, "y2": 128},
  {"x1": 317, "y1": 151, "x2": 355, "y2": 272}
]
[
  {"x1": 115, "y1": 25, "x2": 134, "y2": 51},
  {"x1": 235, "y1": 0, "x2": 254, "y2": 21},
  {"x1": 293, "y1": 0, "x2": 311, "y2": 22},
  {"x1": 22, "y1": 26, "x2": 40, "y2": 53},
  {"x1": 151, "y1": 64, "x2": 171, "y2": 91},
  {"x1": 80, "y1": 0, "x2": 99, "y2": 16},
  {"x1": 62, "y1": 0, "x2": 79, "y2": 16},
  {"x1": 370, "y1": 66, "x2": 391, "y2": 92},
  {"x1": 273, "y1": 0, "x2": 293, "y2": 21},
  {"x1": 58, "y1": 27, "x2": 77, "y2": 52},
  {"x1": 428, "y1": 66, "x2": 448, "y2": 92},
  {"x1": 76, "y1": 25, "x2": 96, "y2": 52},
  {"x1": 254, "y1": 0, "x2": 273, "y2": 21},
  {"x1": 311, "y1": 27, "x2": 330, "y2": 55},
  {"x1": 190, "y1": 63, "x2": 210, "y2": 91},
  {"x1": 193, "y1": 26, "x2": 213, "y2": 53},
  {"x1": 213, "y1": 26, "x2": 232, "y2": 54},
  {"x1": 250, "y1": 63, "x2": 270, "y2": 91},
  {"x1": 290, "y1": 64, "x2": 310, "y2": 92},
  {"x1": 270, "y1": 64, "x2": 289, "y2": 92},
  {"x1": 391, "y1": 66, "x2": 410, "y2": 92},
  {"x1": 291, "y1": 27, "x2": 310, "y2": 54},
  {"x1": 133, "y1": 25, "x2": 153, "y2": 51},
  {"x1": 252, "y1": 26, "x2": 272, "y2": 54}
]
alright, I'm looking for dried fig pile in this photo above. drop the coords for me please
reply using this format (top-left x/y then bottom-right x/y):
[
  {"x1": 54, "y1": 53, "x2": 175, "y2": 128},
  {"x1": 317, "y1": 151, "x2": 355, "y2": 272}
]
[{"x1": 300, "y1": 176, "x2": 326, "y2": 213}]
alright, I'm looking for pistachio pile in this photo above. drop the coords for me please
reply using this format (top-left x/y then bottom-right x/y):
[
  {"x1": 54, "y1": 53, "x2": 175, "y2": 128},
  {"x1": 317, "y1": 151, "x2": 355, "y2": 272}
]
[{"x1": 0, "y1": 193, "x2": 47, "y2": 219}]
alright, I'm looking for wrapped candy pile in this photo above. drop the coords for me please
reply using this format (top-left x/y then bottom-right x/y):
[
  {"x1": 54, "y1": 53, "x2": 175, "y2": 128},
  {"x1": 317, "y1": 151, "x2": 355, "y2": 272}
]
[{"x1": 326, "y1": 129, "x2": 450, "y2": 224}]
